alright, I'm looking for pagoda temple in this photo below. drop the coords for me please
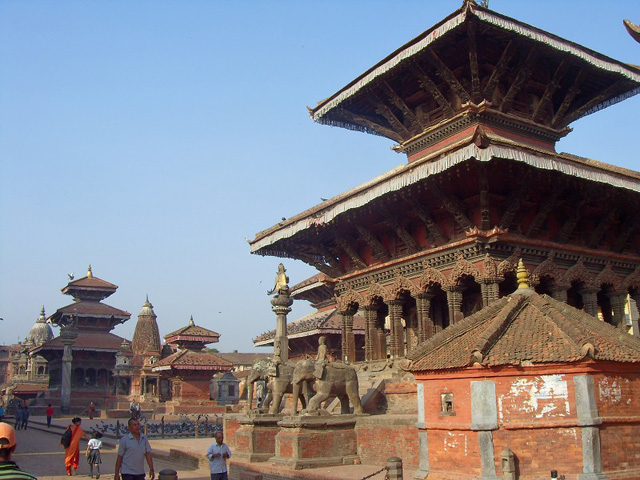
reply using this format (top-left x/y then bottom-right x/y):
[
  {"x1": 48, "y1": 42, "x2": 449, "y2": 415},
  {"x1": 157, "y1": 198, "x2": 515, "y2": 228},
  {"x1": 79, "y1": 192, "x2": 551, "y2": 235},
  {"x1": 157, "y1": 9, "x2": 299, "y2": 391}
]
[
  {"x1": 152, "y1": 316, "x2": 232, "y2": 411},
  {"x1": 249, "y1": 0, "x2": 640, "y2": 366},
  {"x1": 33, "y1": 266, "x2": 131, "y2": 411}
]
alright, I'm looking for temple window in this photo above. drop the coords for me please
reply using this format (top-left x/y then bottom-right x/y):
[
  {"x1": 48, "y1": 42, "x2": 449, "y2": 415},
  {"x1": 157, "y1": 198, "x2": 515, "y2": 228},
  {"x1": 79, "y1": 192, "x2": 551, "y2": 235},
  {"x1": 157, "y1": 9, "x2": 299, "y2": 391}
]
[
  {"x1": 440, "y1": 392, "x2": 455, "y2": 416},
  {"x1": 228, "y1": 384, "x2": 235, "y2": 397}
]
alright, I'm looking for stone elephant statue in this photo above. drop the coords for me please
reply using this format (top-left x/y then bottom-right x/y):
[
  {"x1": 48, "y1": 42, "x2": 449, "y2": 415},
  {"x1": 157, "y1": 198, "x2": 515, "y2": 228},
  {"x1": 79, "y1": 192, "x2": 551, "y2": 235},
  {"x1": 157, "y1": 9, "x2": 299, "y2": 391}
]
[
  {"x1": 292, "y1": 359, "x2": 363, "y2": 415},
  {"x1": 246, "y1": 358, "x2": 307, "y2": 414}
]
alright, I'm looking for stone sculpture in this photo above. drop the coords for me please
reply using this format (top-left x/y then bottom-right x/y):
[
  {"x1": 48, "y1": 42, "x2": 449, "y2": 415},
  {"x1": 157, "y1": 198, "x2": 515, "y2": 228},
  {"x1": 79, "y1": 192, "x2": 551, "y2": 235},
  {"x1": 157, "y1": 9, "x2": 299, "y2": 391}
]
[
  {"x1": 246, "y1": 358, "x2": 307, "y2": 414},
  {"x1": 291, "y1": 359, "x2": 364, "y2": 415}
]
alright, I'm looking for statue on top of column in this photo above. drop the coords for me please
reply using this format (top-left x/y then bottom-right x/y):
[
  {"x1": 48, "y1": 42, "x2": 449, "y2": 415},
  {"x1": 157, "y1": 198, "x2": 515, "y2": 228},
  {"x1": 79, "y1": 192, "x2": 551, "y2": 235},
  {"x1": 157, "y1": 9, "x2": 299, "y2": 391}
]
[{"x1": 267, "y1": 263, "x2": 289, "y2": 296}]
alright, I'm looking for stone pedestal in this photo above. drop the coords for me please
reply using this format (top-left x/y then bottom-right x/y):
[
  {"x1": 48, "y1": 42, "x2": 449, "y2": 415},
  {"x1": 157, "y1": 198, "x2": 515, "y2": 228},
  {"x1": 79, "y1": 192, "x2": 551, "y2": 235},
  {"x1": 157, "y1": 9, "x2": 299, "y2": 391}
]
[
  {"x1": 232, "y1": 414, "x2": 282, "y2": 463},
  {"x1": 270, "y1": 415, "x2": 359, "y2": 469}
]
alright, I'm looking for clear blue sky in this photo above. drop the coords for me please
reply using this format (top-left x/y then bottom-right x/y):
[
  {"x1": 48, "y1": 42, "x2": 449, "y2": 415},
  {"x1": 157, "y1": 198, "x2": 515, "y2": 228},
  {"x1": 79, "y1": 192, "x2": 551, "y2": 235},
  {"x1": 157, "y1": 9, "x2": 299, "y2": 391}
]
[{"x1": 1, "y1": 1, "x2": 639, "y2": 351}]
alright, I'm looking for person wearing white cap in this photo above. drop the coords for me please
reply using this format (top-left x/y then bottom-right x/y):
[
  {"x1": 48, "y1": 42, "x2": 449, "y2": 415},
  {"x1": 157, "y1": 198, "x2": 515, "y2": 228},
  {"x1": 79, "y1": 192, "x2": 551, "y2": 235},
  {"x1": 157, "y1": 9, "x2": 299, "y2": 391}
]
[{"x1": 0, "y1": 422, "x2": 37, "y2": 480}]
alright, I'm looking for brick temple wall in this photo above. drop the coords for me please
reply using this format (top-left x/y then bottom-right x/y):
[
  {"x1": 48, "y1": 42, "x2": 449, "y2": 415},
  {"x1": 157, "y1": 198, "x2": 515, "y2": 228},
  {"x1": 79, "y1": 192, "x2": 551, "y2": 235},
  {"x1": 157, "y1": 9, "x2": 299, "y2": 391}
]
[
  {"x1": 355, "y1": 415, "x2": 419, "y2": 468},
  {"x1": 416, "y1": 365, "x2": 640, "y2": 479}
]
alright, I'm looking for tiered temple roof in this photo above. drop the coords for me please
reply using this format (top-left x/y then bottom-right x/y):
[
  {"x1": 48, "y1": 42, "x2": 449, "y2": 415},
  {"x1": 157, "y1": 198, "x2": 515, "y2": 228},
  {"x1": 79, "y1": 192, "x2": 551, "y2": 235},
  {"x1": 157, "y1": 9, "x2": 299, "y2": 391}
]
[
  {"x1": 48, "y1": 266, "x2": 131, "y2": 331},
  {"x1": 249, "y1": 1, "x2": 640, "y2": 282}
]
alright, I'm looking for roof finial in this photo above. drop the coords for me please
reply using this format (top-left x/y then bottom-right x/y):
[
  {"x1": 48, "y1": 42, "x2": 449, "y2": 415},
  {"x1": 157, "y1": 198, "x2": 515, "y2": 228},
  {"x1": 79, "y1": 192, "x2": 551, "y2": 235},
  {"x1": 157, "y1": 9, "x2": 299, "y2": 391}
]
[
  {"x1": 87, "y1": 264, "x2": 93, "y2": 278},
  {"x1": 189, "y1": 315, "x2": 195, "y2": 327},
  {"x1": 516, "y1": 259, "x2": 530, "y2": 289}
]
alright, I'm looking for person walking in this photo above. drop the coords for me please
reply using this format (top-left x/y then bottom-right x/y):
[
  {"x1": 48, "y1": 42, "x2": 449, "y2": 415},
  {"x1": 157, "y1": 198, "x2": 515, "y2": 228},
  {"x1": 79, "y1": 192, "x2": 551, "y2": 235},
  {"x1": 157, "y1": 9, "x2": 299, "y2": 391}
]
[
  {"x1": 20, "y1": 407, "x2": 29, "y2": 430},
  {"x1": 114, "y1": 418, "x2": 154, "y2": 480},
  {"x1": 206, "y1": 431, "x2": 231, "y2": 480},
  {"x1": 45, "y1": 404, "x2": 53, "y2": 428},
  {"x1": 63, "y1": 417, "x2": 87, "y2": 476},
  {"x1": 0, "y1": 422, "x2": 37, "y2": 480},
  {"x1": 13, "y1": 406, "x2": 23, "y2": 431},
  {"x1": 87, "y1": 402, "x2": 95, "y2": 420},
  {"x1": 85, "y1": 431, "x2": 103, "y2": 479}
]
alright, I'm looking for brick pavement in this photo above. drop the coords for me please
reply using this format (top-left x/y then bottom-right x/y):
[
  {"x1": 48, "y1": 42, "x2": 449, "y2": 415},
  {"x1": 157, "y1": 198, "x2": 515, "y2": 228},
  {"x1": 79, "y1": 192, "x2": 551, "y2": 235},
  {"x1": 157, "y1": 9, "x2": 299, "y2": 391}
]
[{"x1": 9, "y1": 416, "x2": 407, "y2": 480}]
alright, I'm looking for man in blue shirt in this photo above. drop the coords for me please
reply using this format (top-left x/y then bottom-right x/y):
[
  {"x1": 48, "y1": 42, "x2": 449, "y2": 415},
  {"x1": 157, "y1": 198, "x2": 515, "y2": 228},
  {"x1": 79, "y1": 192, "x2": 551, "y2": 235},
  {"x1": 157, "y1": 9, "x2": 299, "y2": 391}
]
[
  {"x1": 114, "y1": 419, "x2": 154, "y2": 480},
  {"x1": 206, "y1": 431, "x2": 231, "y2": 480}
]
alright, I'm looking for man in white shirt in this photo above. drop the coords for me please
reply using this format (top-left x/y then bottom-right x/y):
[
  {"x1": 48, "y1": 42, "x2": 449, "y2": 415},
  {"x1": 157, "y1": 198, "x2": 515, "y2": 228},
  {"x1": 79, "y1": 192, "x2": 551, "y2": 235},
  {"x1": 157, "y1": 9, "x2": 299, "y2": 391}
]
[{"x1": 206, "y1": 431, "x2": 231, "y2": 480}]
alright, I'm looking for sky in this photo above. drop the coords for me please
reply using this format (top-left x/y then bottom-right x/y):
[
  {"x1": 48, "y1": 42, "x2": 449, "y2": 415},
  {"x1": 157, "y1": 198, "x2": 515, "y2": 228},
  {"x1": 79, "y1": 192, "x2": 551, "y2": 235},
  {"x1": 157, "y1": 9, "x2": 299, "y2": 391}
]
[{"x1": 1, "y1": 0, "x2": 639, "y2": 351}]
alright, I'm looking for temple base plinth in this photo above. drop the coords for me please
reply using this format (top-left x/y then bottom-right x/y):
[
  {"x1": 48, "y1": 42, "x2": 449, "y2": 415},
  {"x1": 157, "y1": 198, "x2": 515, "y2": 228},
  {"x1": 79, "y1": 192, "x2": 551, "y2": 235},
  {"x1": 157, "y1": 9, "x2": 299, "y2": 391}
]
[{"x1": 269, "y1": 414, "x2": 359, "y2": 469}]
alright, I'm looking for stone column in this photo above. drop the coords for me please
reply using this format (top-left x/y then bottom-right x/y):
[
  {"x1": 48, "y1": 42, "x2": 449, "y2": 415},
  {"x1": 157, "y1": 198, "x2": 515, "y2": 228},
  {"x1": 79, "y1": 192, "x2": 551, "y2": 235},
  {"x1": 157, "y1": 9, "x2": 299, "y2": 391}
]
[
  {"x1": 339, "y1": 305, "x2": 357, "y2": 363},
  {"x1": 581, "y1": 288, "x2": 599, "y2": 317},
  {"x1": 60, "y1": 321, "x2": 78, "y2": 415},
  {"x1": 271, "y1": 290, "x2": 293, "y2": 364},
  {"x1": 362, "y1": 305, "x2": 378, "y2": 362},
  {"x1": 574, "y1": 375, "x2": 608, "y2": 480},
  {"x1": 415, "y1": 383, "x2": 430, "y2": 477},
  {"x1": 446, "y1": 287, "x2": 463, "y2": 325},
  {"x1": 386, "y1": 300, "x2": 404, "y2": 358},
  {"x1": 470, "y1": 380, "x2": 500, "y2": 480},
  {"x1": 416, "y1": 293, "x2": 434, "y2": 344}
]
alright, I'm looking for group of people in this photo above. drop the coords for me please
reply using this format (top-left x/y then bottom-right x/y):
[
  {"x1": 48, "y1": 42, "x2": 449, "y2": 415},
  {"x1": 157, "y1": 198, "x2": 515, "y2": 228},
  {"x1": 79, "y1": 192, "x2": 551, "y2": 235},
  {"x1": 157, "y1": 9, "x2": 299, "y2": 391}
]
[
  {"x1": 13, "y1": 405, "x2": 30, "y2": 430},
  {"x1": 0, "y1": 410, "x2": 232, "y2": 480}
]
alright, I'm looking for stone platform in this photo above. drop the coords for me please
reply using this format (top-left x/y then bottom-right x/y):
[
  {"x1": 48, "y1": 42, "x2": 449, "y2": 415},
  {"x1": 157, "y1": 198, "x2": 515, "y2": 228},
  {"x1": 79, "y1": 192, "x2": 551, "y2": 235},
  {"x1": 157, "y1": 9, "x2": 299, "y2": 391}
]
[{"x1": 270, "y1": 414, "x2": 359, "y2": 470}]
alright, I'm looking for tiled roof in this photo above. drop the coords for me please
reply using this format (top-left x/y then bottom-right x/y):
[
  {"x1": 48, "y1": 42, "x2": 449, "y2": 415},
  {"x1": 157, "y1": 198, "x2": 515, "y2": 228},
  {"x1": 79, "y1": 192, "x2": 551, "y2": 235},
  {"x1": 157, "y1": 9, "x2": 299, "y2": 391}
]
[
  {"x1": 65, "y1": 276, "x2": 118, "y2": 291},
  {"x1": 165, "y1": 324, "x2": 220, "y2": 340},
  {"x1": 11, "y1": 384, "x2": 48, "y2": 394},
  {"x1": 408, "y1": 290, "x2": 640, "y2": 372},
  {"x1": 53, "y1": 301, "x2": 131, "y2": 318},
  {"x1": 253, "y1": 307, "x2": 365, "y2": 345},
  {"x1": 153, "y1": 349, "x2": 232, "y2": 371},
  {"x1": 291, "y1": 274, "x2": 332, "y2": 293},
  {"x1": 217, "y1": 352, "x2": 272, "y2": 366},
  {"x1": 33, "y1": 332, "x2": 128, "y2": 353}
]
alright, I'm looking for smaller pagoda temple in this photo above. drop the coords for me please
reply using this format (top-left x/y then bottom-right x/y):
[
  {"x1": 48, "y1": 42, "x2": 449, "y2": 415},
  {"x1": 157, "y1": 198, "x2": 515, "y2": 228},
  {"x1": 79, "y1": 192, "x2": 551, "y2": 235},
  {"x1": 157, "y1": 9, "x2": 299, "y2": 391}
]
[
  {"x1": 152, "y1": 316, "x2": 232, "y2": 411},
  {"x1": 33, "y1": 266, "x2": 131, "y2": 411}
]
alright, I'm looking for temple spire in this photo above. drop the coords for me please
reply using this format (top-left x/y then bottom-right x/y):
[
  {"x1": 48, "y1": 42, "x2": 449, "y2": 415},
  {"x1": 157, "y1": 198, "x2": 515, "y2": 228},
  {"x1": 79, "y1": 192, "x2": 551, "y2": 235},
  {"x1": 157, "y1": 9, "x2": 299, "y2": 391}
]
[
  {"x1": 517, "y1": 259, "x2": 530, "y2": 289},
  {"x1": 189, "y1": 315, "x2": 195, "y2": 327},
  {"x1": 87, "y1": 264, "x2": 93, "y2": 278}
]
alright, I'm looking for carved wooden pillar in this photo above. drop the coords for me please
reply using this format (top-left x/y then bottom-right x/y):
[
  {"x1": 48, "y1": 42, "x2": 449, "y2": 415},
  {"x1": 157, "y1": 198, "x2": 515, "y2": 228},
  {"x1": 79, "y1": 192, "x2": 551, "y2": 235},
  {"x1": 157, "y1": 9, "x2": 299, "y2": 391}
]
[
  {"x1": 446, "y1": 287, "x2": 464, "y2": 325},
  {"x1": 339, "y1": 305, "x2": 358, "y2": 363},
  {"x1": 416, "y1": 293, "x2": 435, "y2": 344},
  {"x1": 386, "y1": 300, "x2": 404, "y2": 358},
  {"x1": 581, "y1": 288, "x2": 599, "y2": 317},
  {"x1": 363, "y1": 305, "x2": 378, "y2": 362},
  {"x1": 550, "y1": 286, "x2": 568, "y2": 303},
  {"x1": 611, "y1": 293, "x2": 627, "y2": 328},
  {"x1": 481, "y1": 281, "x2": 500, "y2": 307}
]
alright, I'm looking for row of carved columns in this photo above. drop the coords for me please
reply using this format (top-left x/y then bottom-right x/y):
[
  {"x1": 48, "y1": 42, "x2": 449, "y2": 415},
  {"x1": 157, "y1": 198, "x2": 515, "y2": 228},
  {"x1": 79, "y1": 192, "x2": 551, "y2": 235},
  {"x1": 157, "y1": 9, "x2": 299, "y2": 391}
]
[{"x1": 337, "y1": 272, "x2": 637, "y2": 361}]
